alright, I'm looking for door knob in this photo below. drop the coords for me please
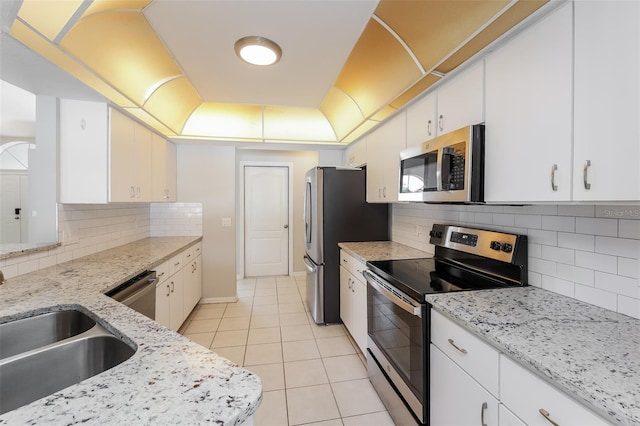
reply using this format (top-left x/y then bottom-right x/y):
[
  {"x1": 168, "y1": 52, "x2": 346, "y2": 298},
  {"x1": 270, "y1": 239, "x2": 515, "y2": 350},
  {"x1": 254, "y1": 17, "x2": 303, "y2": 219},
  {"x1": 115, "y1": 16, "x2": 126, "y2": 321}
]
[{"x1": 283, "y1": 224, "x2": 289, "y2": 229}]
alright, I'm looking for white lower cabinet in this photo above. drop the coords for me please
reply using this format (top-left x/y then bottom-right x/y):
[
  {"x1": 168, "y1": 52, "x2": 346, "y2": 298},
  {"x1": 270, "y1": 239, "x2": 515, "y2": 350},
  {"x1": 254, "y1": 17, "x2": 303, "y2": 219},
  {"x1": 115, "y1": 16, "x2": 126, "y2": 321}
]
[
  {"x1": 168, "y1": 269, "x2": 185, "y2": 331},
  {"x1": 500, "y1": 355, "x2": 612, "y2": 426},
  {"x1": 499, "y1": 404, "x2": 526, "y2": 426},
  {"x1": 184, "y1": 254, "x2": 202, "y2": 314},
  {"x1": 155, "y1": 262, "x2": 171, "y2": 329},
  {"x1": 430, "y1": 344, "x2": 499, "y2": 426},
  {"x1": 339, "y1": 250, "x2": 368, "y2": 354}
]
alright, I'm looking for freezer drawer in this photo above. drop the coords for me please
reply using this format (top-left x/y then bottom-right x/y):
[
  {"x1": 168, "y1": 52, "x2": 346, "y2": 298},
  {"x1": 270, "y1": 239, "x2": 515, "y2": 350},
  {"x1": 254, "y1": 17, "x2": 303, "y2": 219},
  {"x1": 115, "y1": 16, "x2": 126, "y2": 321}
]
[{"x1": 303, "y1": 255, "x2": 324, "y2": 324}]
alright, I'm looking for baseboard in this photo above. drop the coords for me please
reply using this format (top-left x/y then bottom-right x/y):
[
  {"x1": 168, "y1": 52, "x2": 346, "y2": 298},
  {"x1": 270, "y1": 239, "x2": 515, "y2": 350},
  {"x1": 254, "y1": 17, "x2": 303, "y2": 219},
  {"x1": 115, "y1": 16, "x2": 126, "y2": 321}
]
[{"x1": 199, "y1": 296, "x2": 239, "y2": 304}]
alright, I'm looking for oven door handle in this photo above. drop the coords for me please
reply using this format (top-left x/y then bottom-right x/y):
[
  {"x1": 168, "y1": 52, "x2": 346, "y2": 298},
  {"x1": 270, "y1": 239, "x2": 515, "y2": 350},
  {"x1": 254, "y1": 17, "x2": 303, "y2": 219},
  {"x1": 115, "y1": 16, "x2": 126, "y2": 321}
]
[{"x1": 363, "y1": 270, "x2": 422, "y2": 318}]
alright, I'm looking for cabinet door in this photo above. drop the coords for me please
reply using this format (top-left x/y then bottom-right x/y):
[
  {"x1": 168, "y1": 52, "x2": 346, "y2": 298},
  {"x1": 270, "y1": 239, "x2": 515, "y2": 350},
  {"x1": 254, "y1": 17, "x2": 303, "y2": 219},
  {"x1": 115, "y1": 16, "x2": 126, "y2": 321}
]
[
  {"x1": 351, "y1": 276, "x2": 367, "y2": 354},
  {"x1": 499, "y1": 405, "x2": 526, "y2": 426},
  {"x1": 151, "y1": 133, "x2": 168, "y2": 201},
  {"x1": 169, "y1": 270, "x2": 184, "y2": 331},
  {"x1": 573, "y1": 0, "x2": 640, "y2": 201},
  {"x1": 339, "y1": 266, "x2": 353, "y2": 332},
  {"x1": 366, "y1": 113, "x2": 406, "y2": 202},
  {"x1": 365, "y1": 127, "x2": 386, "y2": 202},
  {"x1": 430, "y1": 344, "x2": 499, "y2": 426},
  {"x1": 165, "y1": 140, "x2": 177, "y2": 201},
  {"x1": 59, "y1": 99, "x2": 109, "y2": 203},
  {"x1": 437, "y1": 60, "x2": 484, "y2": 134},
  {"x1": 155, "y1": 280, "x2": 171, "y2": 328},
  {"x1": 193, "y1": 255, "x2": 202, "y2": 304},
  {"x1": 484, "y1": 3, "x2": 572, "y2": 203},
  {"x1": 184, "y1": 257, "x2": 202, "y2": 315},
  {"x1": 345, "y1": 139, "x2": 366, "y2": 168},
  {"x1": 134, "y1": 122, "x2": 152, "y2": 202},
  {"x1": 406, "y1": 91, "x2": 437, "y2": 147},
  {"x1": 109, "y1": 108, "x2": 136, "y2": 202}
]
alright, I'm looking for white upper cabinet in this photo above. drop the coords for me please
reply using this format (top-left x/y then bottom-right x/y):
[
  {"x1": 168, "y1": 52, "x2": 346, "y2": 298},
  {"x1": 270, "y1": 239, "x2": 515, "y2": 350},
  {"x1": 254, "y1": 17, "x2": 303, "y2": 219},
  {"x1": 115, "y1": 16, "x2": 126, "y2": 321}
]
[
  {"x1": 406, "y1": 91, "x2": 437, "y2": 147},
  {"x1": 344, "y1": 138, "x2": 367, "y2": 168},
  {"x1": 151, "y1": 133, "x2": 177, "y2": 202},
  {"x1": 436, "y1": 60, "x2": 484, "y2": 135},
  {"x1": 573, "y1": 0, "x2": 639, "y2": 201},
  {"x1": 366, "y1": 112, "x2": 406, "y2": 202},
  {"x1": 59, "y1": 100, "x2": 177, "y2": 203},
  {"x1": 484, "y1": 3, "x2": 573, "y2": 203}
]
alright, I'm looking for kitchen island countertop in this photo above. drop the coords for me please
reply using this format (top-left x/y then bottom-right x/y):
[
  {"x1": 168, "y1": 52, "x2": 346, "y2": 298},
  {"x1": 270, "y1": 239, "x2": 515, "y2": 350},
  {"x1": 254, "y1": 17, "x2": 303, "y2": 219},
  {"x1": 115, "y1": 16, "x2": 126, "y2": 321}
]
[{"x1": 0, "y1": 237, "x2": 261, "y2": 425}]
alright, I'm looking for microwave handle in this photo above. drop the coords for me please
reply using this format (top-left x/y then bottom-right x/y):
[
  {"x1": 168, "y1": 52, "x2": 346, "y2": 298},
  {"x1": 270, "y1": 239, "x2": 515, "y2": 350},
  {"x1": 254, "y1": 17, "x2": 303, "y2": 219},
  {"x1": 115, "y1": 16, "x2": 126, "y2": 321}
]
[{"x1": 441, "y1": 149, "x2": 453, "y2": 191}]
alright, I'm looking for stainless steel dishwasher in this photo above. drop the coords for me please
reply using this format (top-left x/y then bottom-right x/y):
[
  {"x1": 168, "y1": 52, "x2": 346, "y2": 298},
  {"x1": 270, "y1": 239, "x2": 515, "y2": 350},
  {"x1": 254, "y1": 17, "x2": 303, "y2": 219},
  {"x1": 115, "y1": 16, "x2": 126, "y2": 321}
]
[{"x1": 105, "y1": 270, "x2": 157, "y2": 320}]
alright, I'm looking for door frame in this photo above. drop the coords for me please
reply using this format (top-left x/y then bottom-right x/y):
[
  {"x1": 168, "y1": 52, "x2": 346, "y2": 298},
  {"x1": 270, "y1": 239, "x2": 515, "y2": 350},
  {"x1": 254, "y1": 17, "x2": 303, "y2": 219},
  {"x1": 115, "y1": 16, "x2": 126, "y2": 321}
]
[{"x1": 238, "y1": 161, "x2": 294, "y2": 278}]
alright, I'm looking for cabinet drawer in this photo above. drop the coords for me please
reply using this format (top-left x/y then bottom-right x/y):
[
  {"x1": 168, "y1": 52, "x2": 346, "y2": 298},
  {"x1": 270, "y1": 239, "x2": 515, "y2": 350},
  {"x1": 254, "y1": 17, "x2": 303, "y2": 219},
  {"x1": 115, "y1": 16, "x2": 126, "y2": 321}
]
[
  {"x1": 339, "y1": 250, "x2": 366, "y2": 282},
  {"x1": 431, "y1": 309, "x2": 499, "y2": 397},
  {"x1": 500, "y1": 355, "x2": 611, "y2": 426},
  {"x1": 169, "y1": 253, "x2": 184, "y2": 276},
  {"x1": 155, "y1": 261, "x2": 170, "y2": 283}
]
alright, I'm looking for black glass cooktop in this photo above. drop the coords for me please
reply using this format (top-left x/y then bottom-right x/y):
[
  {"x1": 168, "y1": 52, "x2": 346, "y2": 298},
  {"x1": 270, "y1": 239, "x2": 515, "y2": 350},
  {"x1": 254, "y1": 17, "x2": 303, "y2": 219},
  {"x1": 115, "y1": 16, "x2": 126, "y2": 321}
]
[{"x1": 366, "y1": 257, "x2": 511, "y2": 303}]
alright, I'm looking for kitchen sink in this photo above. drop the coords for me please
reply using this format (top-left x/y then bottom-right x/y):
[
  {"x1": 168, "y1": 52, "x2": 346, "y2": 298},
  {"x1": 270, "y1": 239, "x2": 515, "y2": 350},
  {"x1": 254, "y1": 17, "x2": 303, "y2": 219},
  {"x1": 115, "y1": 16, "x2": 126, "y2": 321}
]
[
  {"x1": 0, "y1": 310, "x2": 135, "y2": 415},
  {"x1": 0, "y1": 310, "x2": 96, "y2": 360}
]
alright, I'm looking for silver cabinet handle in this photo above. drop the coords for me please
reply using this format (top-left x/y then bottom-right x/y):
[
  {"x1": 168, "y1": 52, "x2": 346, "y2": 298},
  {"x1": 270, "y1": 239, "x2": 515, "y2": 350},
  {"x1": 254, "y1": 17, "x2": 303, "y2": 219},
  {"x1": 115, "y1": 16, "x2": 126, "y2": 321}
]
[
  {"x1": 438, "y1": 114, "x2": 444, "y2": 132},
  {"x1": 165, "y1": 284, "x2": 170, "y2": 297},
  {"x1": 158, "y1": 271, "x2": 165, "y2": 278},
  {"x1": 170, "y1": 281, "x2": 175, "y2": 293},
  {"x1": 551, "y1": 164, "x2": 558, "y2": 191},
  {"x1": 583, "y1": 160, "x2": 591, "y2": 190},
  {"x1": 481, "y1": 402, "x2": 488, "y2": 426},
  {"x1": 427, "y1": 119, "x2": 432, "y2": 136},
  {"x1": 129, "y1": 186, "x2": 135, "y2": 198},
  {"x1": 136, "y1": 186, "x2": 141, "y2": 198},
  {"x1": 448, "y1": 338, "x2": 468, "y2": 354},
  {"x1": 382, "y1": 186, "x2": 387, "y2": 198},
  {"x1": 539, "y1": 408, "x2": 560, "y2": 426}
]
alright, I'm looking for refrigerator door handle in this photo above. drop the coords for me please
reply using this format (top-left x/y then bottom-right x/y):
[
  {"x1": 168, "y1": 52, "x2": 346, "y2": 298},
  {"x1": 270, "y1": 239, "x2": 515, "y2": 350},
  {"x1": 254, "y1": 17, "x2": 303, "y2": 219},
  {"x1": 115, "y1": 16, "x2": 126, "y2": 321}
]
[
  {"x1": 303, "y1": 255, "x2": 317, "y2": 273},
  {"x1": 304, "y1": 180, "x2": 312, "y2": 244}
]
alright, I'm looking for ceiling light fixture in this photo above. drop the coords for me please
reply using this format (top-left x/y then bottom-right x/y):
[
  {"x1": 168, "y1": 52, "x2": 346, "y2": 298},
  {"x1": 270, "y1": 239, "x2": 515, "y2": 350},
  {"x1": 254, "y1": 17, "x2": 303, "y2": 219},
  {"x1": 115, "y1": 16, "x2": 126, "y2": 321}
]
[{"x1": 234, "y1": 36, "x2": 282, "y2": 66}]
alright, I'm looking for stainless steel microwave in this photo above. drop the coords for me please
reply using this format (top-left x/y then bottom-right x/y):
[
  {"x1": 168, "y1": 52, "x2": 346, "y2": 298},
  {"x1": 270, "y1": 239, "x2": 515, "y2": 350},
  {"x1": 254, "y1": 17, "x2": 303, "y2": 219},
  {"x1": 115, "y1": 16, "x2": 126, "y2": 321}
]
[{"x1": 398, "y1": 124, "x2": 485, "y2": 203}]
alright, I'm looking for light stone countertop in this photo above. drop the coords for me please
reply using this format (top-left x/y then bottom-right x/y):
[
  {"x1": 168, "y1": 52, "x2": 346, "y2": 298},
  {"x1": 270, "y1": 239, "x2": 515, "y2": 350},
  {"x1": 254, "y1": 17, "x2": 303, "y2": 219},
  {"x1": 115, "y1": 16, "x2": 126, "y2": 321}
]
[
  {"x1": 338, "y1": 241, "x2": 431, "y2": 263},
  {"x1": 0, "y1": 237, "x2": 262, "y2": 425},
  {"x1": 426, "y1": 287, "x2": 640, "y2": 426},
  {"x1": 339, "y1": 240, "x2": 639, "y2": 426}
]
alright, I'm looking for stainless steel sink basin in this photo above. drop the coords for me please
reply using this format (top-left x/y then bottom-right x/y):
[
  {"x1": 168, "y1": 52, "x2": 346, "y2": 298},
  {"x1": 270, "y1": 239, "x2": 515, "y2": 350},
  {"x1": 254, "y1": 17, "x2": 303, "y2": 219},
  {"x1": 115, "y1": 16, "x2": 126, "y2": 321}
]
[
  {"x1": 0, "y1": 310, "x2": 135, "y2": 414},
  {"x1": 0, "y1": 310, "x2": 96, "y2": 359}
]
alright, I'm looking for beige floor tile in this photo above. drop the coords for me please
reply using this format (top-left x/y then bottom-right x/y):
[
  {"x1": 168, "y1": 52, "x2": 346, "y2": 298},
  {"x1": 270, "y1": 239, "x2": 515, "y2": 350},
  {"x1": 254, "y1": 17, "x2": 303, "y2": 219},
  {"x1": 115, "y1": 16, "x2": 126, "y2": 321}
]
[
  {"x1": 211, "y1": 330, "x2": 248, "y2": 348},
  {"x1": 223, "y1": 305, "x2": 252, "y2": 318},
  {"x1": 276, "y1": 275, "x2": 296, "y2": 283},
  {"x1": 331, "y1": 379, "x2": 385, "y2": 417},
  {"x1": 341, "y1": 411, "x2": 394, "y2": 426},
  {"x1": 255, "y1": 390, "x2": 288, "y2": 426},
  {"x1": 250, "y1": 314, "x2": 281, "y2": 329},
  {"x1": 244, "y1": 342, "x2": 283, "y2": 366},
  {"x1": 256, "y1": 277, "x2": 277, "y2": 288},
  {"x1": 248, "y1": 327, "x2": 282, "y2": 345},
  {"x1": 218, "y1": 316, "x2": 251, "y2": 331},
  {"x1": 286, "y1": 384, "x2": 340, "y2": 425},
  {"x1": 183, "y1": 332, "x2": 214, "y2": 349},
  {"x1": 213, "y1": 346, "x2": 245, "y2": 366},
  {"x1": 237, "y1": 278, "x2": 257, "y2": 286},
  {"x1": 197, "y1": 302, "x2": 227, "y2": 311},
  {"x1": 278, "y1": 302, "x2": 305, "y2": 314},
  {"x1": 282, "y1": 340, "x2": 320, "y2": 362},
  {"x1": 281, "y1": 324, "x2": 314, "y2": 342},
  {"x1": 246, "y1": 363, "x2": 285, "y2": 391},
  {"x1": 279, "y1": 313, "x2": 309, "y2": 326},
  {"x1": 277, "y1": 287, "x2": 300, "y2": 296},
  {"x1": 312, "y1": 324, "x2": 346, "y2": 339},
  {"x1": 322, "y1": 355, "x2": 367, "y2": 383},
  {"x1": 193, "y1": 306, "x2": 225, "y2": 320},
  {"x1": 234, "y1": 297, "x2": 255, "y2": 308},
  {"x1": 302, "y1": 420, "x2": 343, "y2": 426},
  {"x1": 185, "y1": 318, "x2": 220, "y2": 334},
  {"x1": 316, "y1": 336, "x2": 356, "y2": 358},
  {"x1": 278, "y1": 294, "x2": 302, "y2": 305},
  {"x1": 284, "y1": 359, "x2": 329, "y2": 388},
  {"x1": 252, "y1": 304, "x2": 279, "y2": 316},
  {"x1": 237, "y1": 289, "x2": 255, "y2": 297},
  {"x1": 256, "y1": 287, "x2": 278, "y2": 297},
  {"x1": 254, "y1": 295, "x2": 279, "y2": 306}
]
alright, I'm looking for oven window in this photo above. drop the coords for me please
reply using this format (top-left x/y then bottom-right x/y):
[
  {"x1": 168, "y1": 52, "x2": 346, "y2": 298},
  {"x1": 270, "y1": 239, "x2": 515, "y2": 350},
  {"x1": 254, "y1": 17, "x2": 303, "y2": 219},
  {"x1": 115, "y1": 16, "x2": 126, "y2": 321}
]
[
  {"x1": 367, "y1": 284, "x2": 425, "y2": 399},
  {"x1": 400, "y1": 151, "x2": 438, "y2": 193}
]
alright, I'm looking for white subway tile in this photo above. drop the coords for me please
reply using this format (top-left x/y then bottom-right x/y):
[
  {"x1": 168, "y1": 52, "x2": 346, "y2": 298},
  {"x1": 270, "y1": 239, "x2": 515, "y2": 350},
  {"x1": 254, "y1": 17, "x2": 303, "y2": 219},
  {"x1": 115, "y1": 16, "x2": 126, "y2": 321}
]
[
  {"x1": 556, "y1": 264, "x2": 594, "y2": 286},
  {"x1": 618, "y1": 258, "x2": 639, "y2": 279},
  {"x1": 575, "y1": 251, "x2": 617, "y2": 274},
  {"x1": 529, "y1": 258, "x2": 557, "y2": 276},
  {"x1": 526, "y1": 229, "x2": 557, "y2": 246},
  {"x1": 557, "y1": 232, "x2": 594, "y2": 252},
  {"x1": 576, "y1": 218, "x2": 618, "y2": 237},
  {"x1": 541, "y1": 245, "x2": 574, "y2": 265},
  {"x1": 17, "y1": 259, "x2": 39, "y2": 276},
  {"x1": 2, "y1": 264, "x2": 18, "y2": 279},
  {"x1": 528, "y1": 271, "x2": 542, "y2": 287},
  {"x1": 617, "y1": 295, "x2": 640, "y2": 319},
  {"x1": 596, "y1": 236, "x2": 640, "y2": 259},
  {"x1": 493, "y1": 214, "x2": 515, "y2": 227},
  {"x1": 541, "y1": 275, "x2": 574, "y2": 297},
  {"x1": 459, "y1": 212, "x2": 475, "y2": 223},
  {"x1": 541, "y1": 216, "x2": 575, "y2": 232},
  {"x1": 528, "y1": 243, "x2": 542, "y2": 259},
  {"x1": 38, "y1": 255, "x2": 57, "y2": 270},
  {"x1": 619, "y1": 220, "x2": 640, "y2": 239},
  {"x1": 595, "y1": 272, "x2": 638, "y2": 298},
  {"x1": 558, "y1": 205, "x2": 595, "y2": 217},
  {"x1": 575, "y1": 285, "x2": 617, "y2": 311},
  {"x1": 56, "y1": 251, "x2": 73, "y2": 264},
  {"x1": 514, "y1": 215, "x2": 542, "y2": 229},
  {"x1": 474, "y1": 213, "x2": 493, "y2": 224}
]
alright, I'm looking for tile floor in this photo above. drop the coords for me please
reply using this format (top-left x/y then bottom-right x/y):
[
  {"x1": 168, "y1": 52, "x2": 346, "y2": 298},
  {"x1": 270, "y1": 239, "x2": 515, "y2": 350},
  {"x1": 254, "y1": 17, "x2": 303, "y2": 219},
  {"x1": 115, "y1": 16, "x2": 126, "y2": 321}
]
[{"x1": 179, "y1": 275, "x2": 394, "y2": 426}]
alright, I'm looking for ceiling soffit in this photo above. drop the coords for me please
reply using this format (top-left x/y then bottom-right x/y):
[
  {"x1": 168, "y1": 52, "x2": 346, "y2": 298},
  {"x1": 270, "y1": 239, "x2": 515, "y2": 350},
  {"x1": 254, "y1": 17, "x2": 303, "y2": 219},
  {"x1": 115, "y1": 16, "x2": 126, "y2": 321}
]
[{"x1": 9, "y1": 0, "x2": 549, "y2": 145}]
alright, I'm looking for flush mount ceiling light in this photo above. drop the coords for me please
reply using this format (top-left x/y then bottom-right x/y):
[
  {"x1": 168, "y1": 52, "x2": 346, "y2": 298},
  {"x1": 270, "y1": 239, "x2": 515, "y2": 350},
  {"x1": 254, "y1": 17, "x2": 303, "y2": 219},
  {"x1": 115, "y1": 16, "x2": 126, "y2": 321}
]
[{"x1": 234, "y1": 36, "x2": 282, "y2": 66}]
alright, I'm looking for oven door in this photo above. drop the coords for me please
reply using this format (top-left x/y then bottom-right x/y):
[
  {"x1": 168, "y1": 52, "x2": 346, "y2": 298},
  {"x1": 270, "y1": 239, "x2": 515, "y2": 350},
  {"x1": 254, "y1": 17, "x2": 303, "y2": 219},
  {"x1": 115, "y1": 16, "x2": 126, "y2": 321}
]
[{"x1": 364, "y1": 270, "x2": 427, "y2": 424}]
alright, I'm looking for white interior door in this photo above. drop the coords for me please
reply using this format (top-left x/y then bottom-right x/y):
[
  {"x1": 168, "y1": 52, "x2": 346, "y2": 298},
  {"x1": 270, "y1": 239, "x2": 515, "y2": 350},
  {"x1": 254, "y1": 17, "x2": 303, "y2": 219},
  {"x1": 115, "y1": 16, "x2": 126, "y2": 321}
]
[{"x1": 244, "y1": 166, "x2": 289, "y2": 277}]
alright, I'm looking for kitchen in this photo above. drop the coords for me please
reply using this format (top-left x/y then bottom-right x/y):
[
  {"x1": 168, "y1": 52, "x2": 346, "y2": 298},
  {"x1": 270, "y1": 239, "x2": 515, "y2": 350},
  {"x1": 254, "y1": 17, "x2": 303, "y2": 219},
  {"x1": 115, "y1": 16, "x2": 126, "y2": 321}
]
[{"x1": 1, "y1": 0, "x2": 639, "y2": 425}]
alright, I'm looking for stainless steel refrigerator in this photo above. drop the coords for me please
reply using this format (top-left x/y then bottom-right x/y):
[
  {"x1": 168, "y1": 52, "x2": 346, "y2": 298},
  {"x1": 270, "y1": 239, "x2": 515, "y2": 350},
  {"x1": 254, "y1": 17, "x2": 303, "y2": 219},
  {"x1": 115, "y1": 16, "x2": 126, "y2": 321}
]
[{"x1": 303, "y1": 167, "x2": 389, "y2": 324}]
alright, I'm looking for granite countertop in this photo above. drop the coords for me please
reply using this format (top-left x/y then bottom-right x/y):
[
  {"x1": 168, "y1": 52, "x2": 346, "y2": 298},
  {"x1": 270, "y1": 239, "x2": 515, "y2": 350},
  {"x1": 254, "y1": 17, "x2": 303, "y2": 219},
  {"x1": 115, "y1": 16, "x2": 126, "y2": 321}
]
[
  {"x1": 0, "y1": 237, "x2": 262, "y2": 425},
  {"x1": 338, "y1": 241, "x2": 431, "y2": 263},
  {"x1": 426, "y1": 287, "x2": 640, "y2": 426}
]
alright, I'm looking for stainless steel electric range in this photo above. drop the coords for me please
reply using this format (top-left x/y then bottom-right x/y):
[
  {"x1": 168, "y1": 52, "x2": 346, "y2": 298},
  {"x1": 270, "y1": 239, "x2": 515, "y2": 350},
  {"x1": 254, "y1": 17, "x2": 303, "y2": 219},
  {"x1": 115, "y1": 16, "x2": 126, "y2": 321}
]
[{"x1": 363, "y1": 224, "x2": 528, "y2": 425}]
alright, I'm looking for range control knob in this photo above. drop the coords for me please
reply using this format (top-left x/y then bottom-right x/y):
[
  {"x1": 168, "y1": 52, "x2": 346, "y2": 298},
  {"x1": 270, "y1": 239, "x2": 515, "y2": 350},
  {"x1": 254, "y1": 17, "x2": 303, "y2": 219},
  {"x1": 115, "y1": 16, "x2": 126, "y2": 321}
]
[
  {"x1": 429, "y1": 230, "x2": 444, "y2": 239},
  {"x1": 501, "y1": 243, "x2": 513, "y2": 253},
  {"x1": 490, "y1": 241, "x2": 502, "y2": 251}
]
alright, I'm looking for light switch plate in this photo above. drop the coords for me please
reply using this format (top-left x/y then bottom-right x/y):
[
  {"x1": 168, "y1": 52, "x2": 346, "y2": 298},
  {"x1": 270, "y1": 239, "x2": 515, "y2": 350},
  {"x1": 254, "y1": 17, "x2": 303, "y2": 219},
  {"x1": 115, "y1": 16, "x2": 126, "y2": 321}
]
[{"x1": 221, "y1": 217, "x2": 232, "y2": 227}]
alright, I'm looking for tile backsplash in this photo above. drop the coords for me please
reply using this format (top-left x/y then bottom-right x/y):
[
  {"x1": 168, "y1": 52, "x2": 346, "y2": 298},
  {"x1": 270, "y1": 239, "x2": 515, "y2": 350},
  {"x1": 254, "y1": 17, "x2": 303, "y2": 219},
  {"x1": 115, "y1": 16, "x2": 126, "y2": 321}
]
[
  {"x1": 392, "y1": 203, "x2": 640, "y2": 319},
  {"x1": 150, "y1": 203, "x2": 203, "y2": 237}
]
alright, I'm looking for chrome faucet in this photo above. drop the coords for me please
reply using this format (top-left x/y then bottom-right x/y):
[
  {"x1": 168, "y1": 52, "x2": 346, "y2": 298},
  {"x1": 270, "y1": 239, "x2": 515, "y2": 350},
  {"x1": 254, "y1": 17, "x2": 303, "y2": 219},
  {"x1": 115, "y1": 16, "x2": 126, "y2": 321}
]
[{"x1": 0, "y1": 270, "x2": 6, "y2": 285}]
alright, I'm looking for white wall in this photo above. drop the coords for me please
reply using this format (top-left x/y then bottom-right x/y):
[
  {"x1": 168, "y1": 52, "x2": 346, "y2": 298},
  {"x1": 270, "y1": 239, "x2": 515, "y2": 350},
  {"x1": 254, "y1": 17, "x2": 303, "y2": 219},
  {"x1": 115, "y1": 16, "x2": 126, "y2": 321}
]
[
  {"x1": 177, "y1": 145, "x2": 237, "y2": 301},
  {"x1": 392, "y1": 203, "x2": 640, "y2": 319}
]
